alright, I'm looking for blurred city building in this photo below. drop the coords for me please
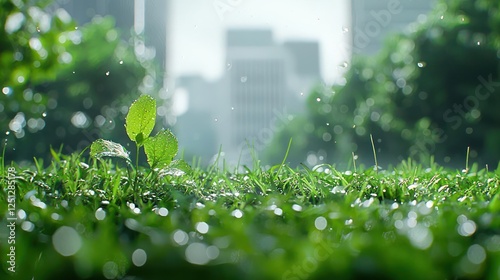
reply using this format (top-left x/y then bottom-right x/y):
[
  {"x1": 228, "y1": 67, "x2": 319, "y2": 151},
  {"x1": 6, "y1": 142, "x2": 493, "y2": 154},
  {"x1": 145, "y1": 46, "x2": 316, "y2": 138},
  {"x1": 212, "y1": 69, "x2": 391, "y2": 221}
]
[
  {"x1": 351, "y1": 0, "x2": 436, "y2": 54},
  {"x1": 175, "y1": 29, "x2": 321, "y2": 165},
  {"x1": 54, "y1": 0, "x2": 168, "y2": 71}
]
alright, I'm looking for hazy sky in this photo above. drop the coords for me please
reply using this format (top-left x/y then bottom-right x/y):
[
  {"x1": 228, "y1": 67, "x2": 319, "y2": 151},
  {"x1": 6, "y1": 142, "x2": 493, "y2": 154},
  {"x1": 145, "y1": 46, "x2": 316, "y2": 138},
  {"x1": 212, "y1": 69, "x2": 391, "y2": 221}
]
[{"x1": 169, "y1": 0, "x2": 351, "y2": 85}]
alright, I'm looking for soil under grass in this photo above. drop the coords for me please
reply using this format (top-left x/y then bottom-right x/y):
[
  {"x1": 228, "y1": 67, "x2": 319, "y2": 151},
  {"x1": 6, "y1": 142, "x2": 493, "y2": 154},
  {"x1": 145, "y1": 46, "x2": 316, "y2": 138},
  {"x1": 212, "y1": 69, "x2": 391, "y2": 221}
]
[{"x1": 1, "y1": 154, "x2": 500, "y2": 279}]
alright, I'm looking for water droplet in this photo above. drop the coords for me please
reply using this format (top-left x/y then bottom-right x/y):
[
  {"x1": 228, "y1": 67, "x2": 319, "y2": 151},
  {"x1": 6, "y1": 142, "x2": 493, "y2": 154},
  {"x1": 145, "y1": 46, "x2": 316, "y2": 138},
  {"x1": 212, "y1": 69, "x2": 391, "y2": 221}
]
[
  {"x1": 316, "y1": 98, "x2": 321, "y2": 102},
  {"x1": 105, "y1": 71, "x2": 110, "y2": 76},
  {"x1": 72, "y1": 71, "x2": 75, "y2": 74},
  {"x1": 341, "y1": 61, "x2": 348, "y2": 68},
  {"x1": 342, "y1": 26, "x2": 349, "y2": 33},
  {"x1": 440, "y1": 15, "x2": 444, "y2": 20},
  {"x1": 214, "y1": 118, "x2": 218, "y2": 122},
  {"x1": 326, "y1": 122, "x2": 330, "y2": 126},
  {"x1": 74, "y1": 26, "x2": 78, "y2": 30},
  {"x1": 132, "y1": 249, "x2": 147, "y2": 267},
  {"x1": 226, "y1": 63, "x2": 232, "y2": 70},
  {"x1": 300, "y1": 92, "x2": 304, "y2": 96},
  {"x1": 119, "y1": 60, "x2": 123, "y2": 64},
  {"x1": 5, "y1": 131, "x2": 10, "y2": 135},
  {"x1": 2, "y1": 87, "x2": 13, "y2": 95},
  {"x1": 95, "y1": 208, "x2": 106, "y2": 220},
  {"x1": 231, "y1": 209, "x2": 243, "y2": 218},
  {"x1": 315, "y1": 216, "x2": 327, "y2": 230},
  {"x1": 477, "y1": 41, "x2": 481, "y2": 46},
  {"x1": 36, "y1": 26, "x2": 40, "y2": 32},
  {"x1": 417, "y1": 62, "x2": 426, "y2": 68},
  {"x1": 52, "y1": 226, "x2": 82, "y2": 256},
  {"x1": 42, "y1": 112, "x2": 47, "y2": 117},
  {"x1": 240, "y1": 76, "x2": 247, "y2": 83},
  {"x1": 195, "y1": 222, "x2": 209, "y2": 234},
  {"x1": 231, "y1": 107, "x2": 234, "y2": 110}
]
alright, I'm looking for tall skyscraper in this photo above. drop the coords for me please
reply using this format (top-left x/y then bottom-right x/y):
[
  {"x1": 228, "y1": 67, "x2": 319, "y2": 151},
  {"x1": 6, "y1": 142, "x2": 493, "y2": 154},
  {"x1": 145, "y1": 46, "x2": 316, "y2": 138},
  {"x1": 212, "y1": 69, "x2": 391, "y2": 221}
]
[
  {"x1": 174, "y1": 29, "x2": 321, "y2": 166},
  {"x1": 351, "y1": 0, "x2": 436, "y2": 54}
]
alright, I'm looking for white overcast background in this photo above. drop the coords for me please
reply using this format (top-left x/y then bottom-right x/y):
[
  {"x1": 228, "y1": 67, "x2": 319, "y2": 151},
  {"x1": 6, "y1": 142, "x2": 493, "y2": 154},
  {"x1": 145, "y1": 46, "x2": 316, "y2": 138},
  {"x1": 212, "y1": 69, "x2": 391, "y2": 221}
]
[{"x1": 168, "y1": 0, "x2": 352, "y2": 85}]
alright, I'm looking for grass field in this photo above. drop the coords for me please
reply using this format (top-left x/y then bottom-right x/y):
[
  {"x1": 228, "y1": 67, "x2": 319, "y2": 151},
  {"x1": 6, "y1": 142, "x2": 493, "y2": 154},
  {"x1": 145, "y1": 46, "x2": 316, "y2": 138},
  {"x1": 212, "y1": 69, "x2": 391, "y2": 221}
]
[{"x1": 1, "y1": 150, "x2": 500, "y2": 279}]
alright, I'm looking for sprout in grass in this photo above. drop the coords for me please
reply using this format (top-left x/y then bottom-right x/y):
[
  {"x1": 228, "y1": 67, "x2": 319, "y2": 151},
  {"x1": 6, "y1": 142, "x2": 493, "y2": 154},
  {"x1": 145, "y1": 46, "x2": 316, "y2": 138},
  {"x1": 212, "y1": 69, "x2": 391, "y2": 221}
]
[{"x1": 89, "y1": 94, "x2": 191, "y2": 187}]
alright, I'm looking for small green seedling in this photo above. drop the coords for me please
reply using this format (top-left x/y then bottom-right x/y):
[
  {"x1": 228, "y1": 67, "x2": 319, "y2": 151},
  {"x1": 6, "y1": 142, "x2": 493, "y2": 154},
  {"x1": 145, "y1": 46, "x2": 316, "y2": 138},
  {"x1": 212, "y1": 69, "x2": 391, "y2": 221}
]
[{"x1": 90, "y1": 95, "x2": 186, "y2": 174}]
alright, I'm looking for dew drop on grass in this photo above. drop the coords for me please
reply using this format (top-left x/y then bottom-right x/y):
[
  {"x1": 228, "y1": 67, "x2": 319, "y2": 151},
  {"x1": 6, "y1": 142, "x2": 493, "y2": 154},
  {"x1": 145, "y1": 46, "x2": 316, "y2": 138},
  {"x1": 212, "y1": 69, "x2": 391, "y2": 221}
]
[
  {"x1": 274, "y1": 208, "x2": 283, "y2": 216},
  {"x1": 195, "y1": 222, "x2": 209, "y2": 234},
  {"x1": 132, "y1": 249, "x2": 148, "y2": 267},
  {"x1": 156, "y1": 207, "x2": 168, "y2": 217},
  {"x1": 21, "y1": 221, "x2": 35, "y2": 232},
  {"x1": 95, "y1": 208, "x2": 106, "y2": 220},
  {"x1": 172, "y1": 229, "x2": 189, "y2": 245},
  {"x1": 206, "y1": 246, "x2": 220, "y2": 260},
  {"x1": 315, "y1": 216, "x2": 327, "y2": 230},
  {"x1": 185, "y1": 242, "x2": 209, "y2": 265},
  {"x1": 102, "y1": 261, "x2": 118, "y2": 279},
  {"x1": 231, "y1": 209, "x2": 243, "y2": 218},
  {"x1": 52, "y1": 226, "x2": 82, "y2": 256},
  {"x1": 466, "y1": 244, "x2": 486, "y2": 265}
]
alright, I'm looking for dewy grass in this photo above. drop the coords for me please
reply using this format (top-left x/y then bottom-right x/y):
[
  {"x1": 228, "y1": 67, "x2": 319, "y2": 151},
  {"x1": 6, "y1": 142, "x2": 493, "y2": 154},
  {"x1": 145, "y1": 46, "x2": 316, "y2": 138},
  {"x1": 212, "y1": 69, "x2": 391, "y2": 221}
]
[{"x1": 1, "y1": 97, "x2": 500, "y2": 279}]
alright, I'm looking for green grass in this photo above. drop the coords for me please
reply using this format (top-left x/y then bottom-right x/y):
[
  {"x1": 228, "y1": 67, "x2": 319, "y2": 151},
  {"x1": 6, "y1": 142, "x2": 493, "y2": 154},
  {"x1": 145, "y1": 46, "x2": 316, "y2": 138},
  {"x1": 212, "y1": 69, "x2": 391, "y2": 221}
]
[{"x1": 1, "y1": 152, "x2": 500, "y2": 279}]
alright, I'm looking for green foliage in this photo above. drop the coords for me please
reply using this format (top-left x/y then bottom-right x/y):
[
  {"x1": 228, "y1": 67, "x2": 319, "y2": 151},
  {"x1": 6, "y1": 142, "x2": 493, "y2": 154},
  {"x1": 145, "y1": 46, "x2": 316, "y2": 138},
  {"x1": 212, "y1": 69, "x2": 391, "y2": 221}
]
[
  {"x1": 89, "y1": 139, "x2": 130, "y2": 162},
  {"x1": 91, "y1": 95, "x2": 181, "y2": 173},
  {"x1": 125, "y1": 95, "x2": 156, "y2": 146},
  {"x1": 1, "y1": 154, "x2": 500, "y2": 279},
  {"x1": 144, "y1": 129, "x2": 178, "y2": 168},
  {"x1": 1, "y1": 0, "x2": 164, "y2": 162},
  {"x1": 267, "y1": 0, "x2": 500, "y2": 168}
]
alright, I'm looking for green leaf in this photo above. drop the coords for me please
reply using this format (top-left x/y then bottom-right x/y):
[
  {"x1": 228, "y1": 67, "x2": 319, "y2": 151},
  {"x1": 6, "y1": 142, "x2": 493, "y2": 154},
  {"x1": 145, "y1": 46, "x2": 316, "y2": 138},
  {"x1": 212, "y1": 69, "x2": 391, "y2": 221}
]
[
  {"x1": 490, "y1": 192, "x2": 500, "y2": 213},
  {"x1": 157, "y1": 159, "x2": 192, "y2": 178},
  {"x1": 143, "y1": 129, "x2": 178, "y2": 168},
  {"x1": 125, "y1": 95, "x2": 156, "y2": 146},
  {"x1": 90, "y1": 139, "x2": 130, "y2": 162}
]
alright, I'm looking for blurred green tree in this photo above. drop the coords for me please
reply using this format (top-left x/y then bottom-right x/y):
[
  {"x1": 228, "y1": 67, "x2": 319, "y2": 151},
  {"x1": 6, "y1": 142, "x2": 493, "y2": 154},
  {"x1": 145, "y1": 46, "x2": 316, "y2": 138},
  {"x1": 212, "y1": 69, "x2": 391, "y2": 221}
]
[
  {"x1": 266, "y1": 0, "x2": 500, "y2": 168},
  {"x1": 1, "y1": 0, "x2": 164, "y2": 162}
]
